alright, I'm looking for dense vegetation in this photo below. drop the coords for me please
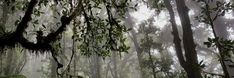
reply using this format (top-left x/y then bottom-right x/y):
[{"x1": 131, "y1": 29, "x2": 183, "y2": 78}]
[{"x1": 0, "y1": 0, "x2": 234, "y2": 78}]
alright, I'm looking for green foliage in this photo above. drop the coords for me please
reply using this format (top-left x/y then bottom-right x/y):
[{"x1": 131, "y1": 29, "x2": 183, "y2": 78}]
[
  {"x1": 1, "y1": 0, "x2": 133, "y2": 56},
  {"x1": 75, "y1": 0, "x2": 132, "y2": 57},
  {"x1": 145, "y1": 0, "x2": 164, "y2": 12},
  {"x1": 198, "y1": 60, "x2": 206, "y2": 68},
  {"x1": 137, "y1": 18, "x2": 175, "y2": 78},
  {"x1": 6, "y1": 0, "x2": 30, "y2": 12},
  {"x1": 195, "y1": 0, "x2": 234, "y2": 24},
  {"x1": 170, "y1": 71, "x2": 187, "y2": 78},
  {"x1": 204, "y1": 37, "x2": 234, "y2": 58}
]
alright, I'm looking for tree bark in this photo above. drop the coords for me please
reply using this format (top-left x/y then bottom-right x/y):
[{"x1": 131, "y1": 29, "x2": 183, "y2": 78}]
[
  {"x1": 165, "y1": 0, "x2": 202, "y2": 78},
  {"x1": 164, "y1": 0, "x2": 186, "y2": 69}
]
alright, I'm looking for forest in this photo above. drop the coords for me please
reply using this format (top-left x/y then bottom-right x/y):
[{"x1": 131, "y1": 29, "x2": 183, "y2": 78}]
[{"x1": 0, "y1": 0, "x2": 234, "y2": 78}]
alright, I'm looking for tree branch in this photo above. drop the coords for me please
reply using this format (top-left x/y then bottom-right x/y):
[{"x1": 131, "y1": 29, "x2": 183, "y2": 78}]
[
  {"x1": 0, "y1": 0, "x2": 82, "y2": 51},
  {"x1": 0, "y1": 0, "x2": 38, "y2": 48},
  {"x1": 164, "y1": 0, "x2": 186, "y2": 68}
]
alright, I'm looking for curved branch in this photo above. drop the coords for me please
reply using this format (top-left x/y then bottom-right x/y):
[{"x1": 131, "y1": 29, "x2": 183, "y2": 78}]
[
  {"x1": 15, "y1": 0, "x2": 38, "y2": 36},
  {"x1": 0, "y1": 0, "x2": 38, "y2": 48},
  {"x1": 19, "y1": 0, "x2": 82, "y2": 51},
  {"x1": 0, "y1": 0, "x2": 82, "y2": 51},
  {"x1": 0, "y1": 0, "x2": 83, "y2": 77}
]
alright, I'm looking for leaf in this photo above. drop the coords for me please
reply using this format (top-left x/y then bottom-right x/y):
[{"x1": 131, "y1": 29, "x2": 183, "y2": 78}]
[
  {"x1": 220, "y1": 11, "x2": 225, "y2": 16},
  {"x1": 15, "y1": 20, "x2": 20, "y2": 26},
  {"x1": 200, "y1": 64, "x2": 206, "y2": 68},
  {"x1": 208, "y1": 38, "x2": 212, "y2": 42},
  {"x1": 199, "y1": 60, "x2": 204, "y2": 65},
  {"x1": 204, "y1": 42, "x2": 211, "y2": 47},
  {"x1": 216, "y1": 1, "x2": 222, "y2": 6},
  {"x1": 134, "y1": 3, "x2": 138, "y2": 7},
  {"x1": 34, "y1": 20, "x2": 39, "y2": 24},
  {"x1": 42, "y1": 24, "x2": 46, "y2": 28}
]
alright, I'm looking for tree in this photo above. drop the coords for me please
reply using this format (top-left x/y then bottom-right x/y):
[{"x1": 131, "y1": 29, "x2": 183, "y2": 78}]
[
  {"x1": 0, "y1": 0, "x2": 131, "y2": 77},
  {"x1": 138, "y1": 18, "x2": 174, "y2": 78},
  {"x1": 195, "y1": 0, "x2": 234, "y2": 77},
  {"x1": 164, "y1": 0, "x2": 202, "y2": 78},
  {"x1": 139, "y1": 21, "x2": 158, "y2": 78},
  {"x1": 125, "y1": 12, "x2": 146, "y2": 78}
]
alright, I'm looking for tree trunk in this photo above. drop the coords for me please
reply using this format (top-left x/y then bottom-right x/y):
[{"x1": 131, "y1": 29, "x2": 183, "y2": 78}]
[
  {"x1": 175, "y1": 0, "x2": 202, "y2": 77},
  {"x1": 165, "y1": 0, "x2": 202, "y2": 78},
  {"x1": 164, "y1": 0, "x2": 186, "y2": 69}
]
